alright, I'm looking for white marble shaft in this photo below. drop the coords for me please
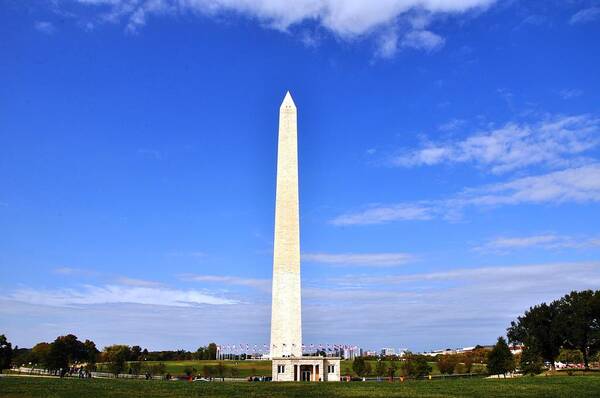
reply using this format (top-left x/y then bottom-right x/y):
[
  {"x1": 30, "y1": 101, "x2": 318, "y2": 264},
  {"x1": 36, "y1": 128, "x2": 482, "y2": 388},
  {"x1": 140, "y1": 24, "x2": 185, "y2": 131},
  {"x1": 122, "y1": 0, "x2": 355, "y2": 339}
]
[{"x1": 270, "y1": 92, "x2": 302, "y2": 358}]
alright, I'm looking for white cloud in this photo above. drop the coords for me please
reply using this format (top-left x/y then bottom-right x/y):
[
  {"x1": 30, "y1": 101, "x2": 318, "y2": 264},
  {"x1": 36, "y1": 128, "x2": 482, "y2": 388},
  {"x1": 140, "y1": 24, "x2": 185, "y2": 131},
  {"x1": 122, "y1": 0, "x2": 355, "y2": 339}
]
[
  {"x1": 332, "y1": 164, "x2": 600, "y2": 224},
  {"x1": 53, "y1": 267, "x2": 97, "y2": 276},
  {"x1": 303, "y1": 261, "x2": 600, "y2": 347},
  {"x1": 9, "y1": 284, "x2": 236, "y2": 307},
  {"x1": 182, "y1": 274, "x2": 271, "y2": 290},
  {"x1": 115, "y1": 277, "x2": 164, "y2": 287},
  {"x1": 375, "y1": 29, "x2": 399, "y2": 58},
  {"x1": 303, "y1": 252, "x2": 415, "y2": 267},
  {"x1": 62, "y1": 0, "x2": 495, "y2": 53},
  {"x1": 465, "y1": 163, "x2": 600, "y2": 205},
  {"x1": 401, "y1": 29, "x2": 445, "y2": 51},
  {"x1": 35, "y1": 21, "x2": 56, "y2": 34},
  {"x1": 570, "y1": 7, "x2": 600, "y2": 25},
  {"x1": 560, "y1": 89, "x2": 583, "y2": 99},
  {"x1": 75, "y1": 0, "x2": 495, "y2": 35},
  {"x1": 393, "y1": 114, "x2": 600, "y2": 174},
  {"x1": 331, "y1": 203, "x2": 434, "y2": 225},
  {"x1": 331, "y1": 262, "x2": 600, "y2": 291},
  {"x1": 438, "y1": 118, "x2": 466, "y2": 132},
  {"x1": 475, "y1": 234, "x2": 600, "y2": 253},
  {"x1": 5, "y1": 262, "x2": 600, "y2": 351}
]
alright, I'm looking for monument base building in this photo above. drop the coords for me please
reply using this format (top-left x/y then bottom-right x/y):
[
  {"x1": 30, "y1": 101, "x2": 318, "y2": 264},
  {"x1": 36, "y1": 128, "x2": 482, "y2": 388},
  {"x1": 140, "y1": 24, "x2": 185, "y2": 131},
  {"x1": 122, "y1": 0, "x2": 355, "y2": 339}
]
[{"x1": 271, "y1": 357, "x2": 341, "y2": 382}]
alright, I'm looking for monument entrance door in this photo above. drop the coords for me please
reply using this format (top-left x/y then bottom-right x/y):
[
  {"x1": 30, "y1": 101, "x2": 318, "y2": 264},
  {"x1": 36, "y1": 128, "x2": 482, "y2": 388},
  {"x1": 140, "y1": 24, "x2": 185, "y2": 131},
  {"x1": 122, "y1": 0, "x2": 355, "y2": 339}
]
[{"x1": 300, "y1": 365, "x2": 312, "y2": 381}]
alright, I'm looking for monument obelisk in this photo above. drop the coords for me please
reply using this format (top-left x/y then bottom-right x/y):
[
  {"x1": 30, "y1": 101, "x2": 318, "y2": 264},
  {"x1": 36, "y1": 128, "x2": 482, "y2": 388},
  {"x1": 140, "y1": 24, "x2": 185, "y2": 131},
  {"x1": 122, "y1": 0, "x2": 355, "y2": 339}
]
[
  {"x1": 269, "y1": 92, "x2": 340, "y2": 382},
  {"x1": 270, "y1": 91, "x2": 302, "y2": 358}
]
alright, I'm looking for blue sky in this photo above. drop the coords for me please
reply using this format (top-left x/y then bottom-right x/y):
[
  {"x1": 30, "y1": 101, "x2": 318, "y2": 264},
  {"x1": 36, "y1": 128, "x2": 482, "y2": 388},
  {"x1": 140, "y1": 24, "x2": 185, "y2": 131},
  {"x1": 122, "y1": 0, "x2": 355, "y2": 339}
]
[{"x1": 1, "y1": 0, "x2": 600, "y2": 353}]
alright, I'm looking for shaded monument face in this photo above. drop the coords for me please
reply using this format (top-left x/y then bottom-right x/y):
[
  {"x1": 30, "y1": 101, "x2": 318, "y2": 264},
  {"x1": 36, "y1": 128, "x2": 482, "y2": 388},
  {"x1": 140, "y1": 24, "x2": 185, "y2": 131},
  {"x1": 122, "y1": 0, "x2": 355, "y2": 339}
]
[{"x1": 270, "y1": 91, "x2": 302, "y2": 359}]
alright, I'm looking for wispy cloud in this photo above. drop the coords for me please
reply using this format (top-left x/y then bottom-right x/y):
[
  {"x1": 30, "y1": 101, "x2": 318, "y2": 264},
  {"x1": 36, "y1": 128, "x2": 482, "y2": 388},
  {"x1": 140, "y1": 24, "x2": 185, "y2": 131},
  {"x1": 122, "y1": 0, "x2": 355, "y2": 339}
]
[
  {"x1": 9, "y1": 284, "x2": 236, "y2": 307},
  {"x1": 474, "y1": 234, "x2": 600, "y2": 253},
  {"x1": 570, "y1": 7, "x2": 600, "y2": 25},
  {"x1": 182, "y1": 274, "x2": 271, "y2": 291},
  {"x1": 303, "y1": 252, "x2": 415, "y2": 267},
  {"x1": 375, "y1": 29, "x2": 400, "y2": 59},
  {"x1": 462, "y1": 163, "x2": 600, "y2": 205},
  {"x1": 35, "y1": 21, "x2": 56, "y2": 34},
  {"x1": 401, "y1": 30, "x2": 445, "y2": 52},
  {"x1": 438, "y1": 118, "x2": 466, "y2": 132},
  {"x1": 165, "y1": 251, "x2": 207, "y2": 258},
  {"x1": 331, "y1": 203, "x2": 434, "y2": 225},
  {"x1": 302, "y1": 262, "x2": 600, "y2": 347},
  {"x1": 5, "y1": 262, "x2": 600, "y2": 351},
  {"x1": 332, "y1": 164, "x2": 600, "y2": 225},
  {"x1": 115, "y1": 277, "x2": 164, "y2": 287},
  {"x1": 392, "y1": 114, "x2": 600, "y2": 174},
  {"x1": 53, "y1": 267, "x2": 97, "y2": 277},
  {"x1": 137, "y1": 148, "x2": 163, "y2": 160},
  {"x1": 334, "y1": 262, "x2": 600, "y2": 289},
  {"x1": 560, "y1": 89, "x2": 583, "y2": 100}
]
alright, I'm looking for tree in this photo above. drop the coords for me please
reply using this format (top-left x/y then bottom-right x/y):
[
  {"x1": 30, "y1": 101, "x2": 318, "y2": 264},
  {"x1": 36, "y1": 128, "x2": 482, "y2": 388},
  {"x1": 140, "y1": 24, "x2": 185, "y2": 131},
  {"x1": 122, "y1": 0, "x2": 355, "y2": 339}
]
[
  {"x1": 45, "y1": 334, "x2": 88, "y2": 372},
  {"x1": 0, "y1": 335, "x2": 13, "y2": 371},
  {"x1": 375, "y1": 360, "x2": 387, "y2": 380},
  {"x1": 216, "y1": 362, "x2": 226, "y2": 381},
  {"x1": 487, "y1": 337, "x2": 515, "y2": 377},
  {"x1": 519, "y1": 346, "x2": 544, "y2": 376},
  {"x1": 437, "y1": 355, "x2": 458, "y2": 375},
  {"x1": 130, "y1": 346, "x2": 142, "y2": 361},
  {"x1": 404, "y1": 355, "x2": 432, "y2": 378},
  {"x1": 557, "y1": 290, "x2": 600, "y2": 370},
  {"x1": 82, "y1": 340, "x2": 99, "y2": 367},
  {"x1": 462, "y1": 352, "x2": 474, "y2": 373},
  {"x1": 557, "y1": 349, "x2": 584, "y2": 366},
  {"x1": 388, "y1": 361, "x2": 398, "y2": 379},
  {"x1": 29, "y1": 343, "x2": 51, "y2": 368},
  {"x1": 129, "y1": 361, "x2": 141, "y2": 375},
  {"x1": 207, "y1": 343, "x2": 218, "y2": 360},
  {"x1": 183, "y1": 366, "x2": 197, "y2": 378},
  {"x1": 150, "y1": 363, "x2": 166, "y2": 376},
  {"x1": 203, "y1": 365, "x2": 216, "y2": 379},
  {"x1": 508, "y1": 302, "x2": 562, "y2": 370},
  {"x1": 352, "y1": 357, "x2": 368, "y2": 377},
  {"x1": 103, "y1": 345, "x2": 131, "y2": 376}
]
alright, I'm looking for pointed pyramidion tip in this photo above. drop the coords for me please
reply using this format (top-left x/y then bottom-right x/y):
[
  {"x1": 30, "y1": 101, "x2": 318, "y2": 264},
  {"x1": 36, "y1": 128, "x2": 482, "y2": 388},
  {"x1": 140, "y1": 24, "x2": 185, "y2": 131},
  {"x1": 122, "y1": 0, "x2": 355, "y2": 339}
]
[{"x1": 280, "y1": 90, "x2": 296, "y2": 109}]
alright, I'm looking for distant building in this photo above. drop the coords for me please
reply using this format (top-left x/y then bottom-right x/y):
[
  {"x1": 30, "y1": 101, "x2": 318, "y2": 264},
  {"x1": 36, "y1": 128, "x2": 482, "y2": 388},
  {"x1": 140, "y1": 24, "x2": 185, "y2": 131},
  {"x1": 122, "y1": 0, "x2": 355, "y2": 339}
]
[
  {"x1": 398, "y1": 349, "x2": 409, "y2": 358},
  {"x1": 381, "y1": 348, "x2": 396, "y2": 356},
  {"x1": 509, "y1": 345, "x2": 524, "y2": 355},
  {"x1": 343, "y1": 346, "x2": 360, "y2": 360}
]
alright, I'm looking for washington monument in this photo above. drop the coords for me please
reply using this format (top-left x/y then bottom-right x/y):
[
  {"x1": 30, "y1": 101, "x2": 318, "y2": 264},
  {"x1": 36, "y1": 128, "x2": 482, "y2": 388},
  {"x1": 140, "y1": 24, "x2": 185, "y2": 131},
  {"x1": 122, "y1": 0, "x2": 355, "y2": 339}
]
[
  {"x1": 270, "y1": 91, "x2": 302, "y2": 358},
  {"x1": 269, "y1": 92, "x2": 340, "y2": 382}
]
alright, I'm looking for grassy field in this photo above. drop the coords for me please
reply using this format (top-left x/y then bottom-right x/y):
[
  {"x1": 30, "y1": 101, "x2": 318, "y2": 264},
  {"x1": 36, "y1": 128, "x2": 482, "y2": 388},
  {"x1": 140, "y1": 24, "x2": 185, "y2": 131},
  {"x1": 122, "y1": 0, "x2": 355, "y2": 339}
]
[
  {"x1": 2, "y1": 374, "x2": 600, "y2": 398},
  {"x1": 95, "y1": 360, "x2": 487, "y2": 377},
  {"x1": 96, "y1": 360, "x2": 272, "y2": 377}
]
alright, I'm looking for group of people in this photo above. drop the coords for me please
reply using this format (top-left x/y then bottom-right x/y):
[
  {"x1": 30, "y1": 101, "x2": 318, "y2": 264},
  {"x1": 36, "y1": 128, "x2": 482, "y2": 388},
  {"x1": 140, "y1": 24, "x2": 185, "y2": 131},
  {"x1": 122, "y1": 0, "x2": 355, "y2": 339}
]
[{"x1": 58, "y1": 366, "x2": 92, "y2": 379}]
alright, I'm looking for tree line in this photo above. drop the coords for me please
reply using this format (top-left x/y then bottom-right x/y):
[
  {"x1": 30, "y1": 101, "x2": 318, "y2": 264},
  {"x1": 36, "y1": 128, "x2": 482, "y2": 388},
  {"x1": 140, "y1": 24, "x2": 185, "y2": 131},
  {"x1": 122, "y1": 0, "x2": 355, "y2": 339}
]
[
  {"x1": 352, "y1": 354, "x2": 434, "y2": 379},
  {"x1": 0, "y1": 333, "x2": 218, "y2": 376},
  {"x1": 507, "y1": 290, "x2": 600, "y2": 371}
]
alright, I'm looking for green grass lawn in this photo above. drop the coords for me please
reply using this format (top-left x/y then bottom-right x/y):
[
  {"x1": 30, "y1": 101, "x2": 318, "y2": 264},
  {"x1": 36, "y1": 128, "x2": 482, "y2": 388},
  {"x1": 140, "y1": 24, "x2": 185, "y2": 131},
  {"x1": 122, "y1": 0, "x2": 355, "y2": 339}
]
[
  {"x1": 96, "y1": 360, "x2": 273, "y2": 378},
  {"x1": 95, "y1": 360, "x2": 487, "y2": 377},
  {"x1": 2, "y1": 374, "x2": 600, "y2": 398}
]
